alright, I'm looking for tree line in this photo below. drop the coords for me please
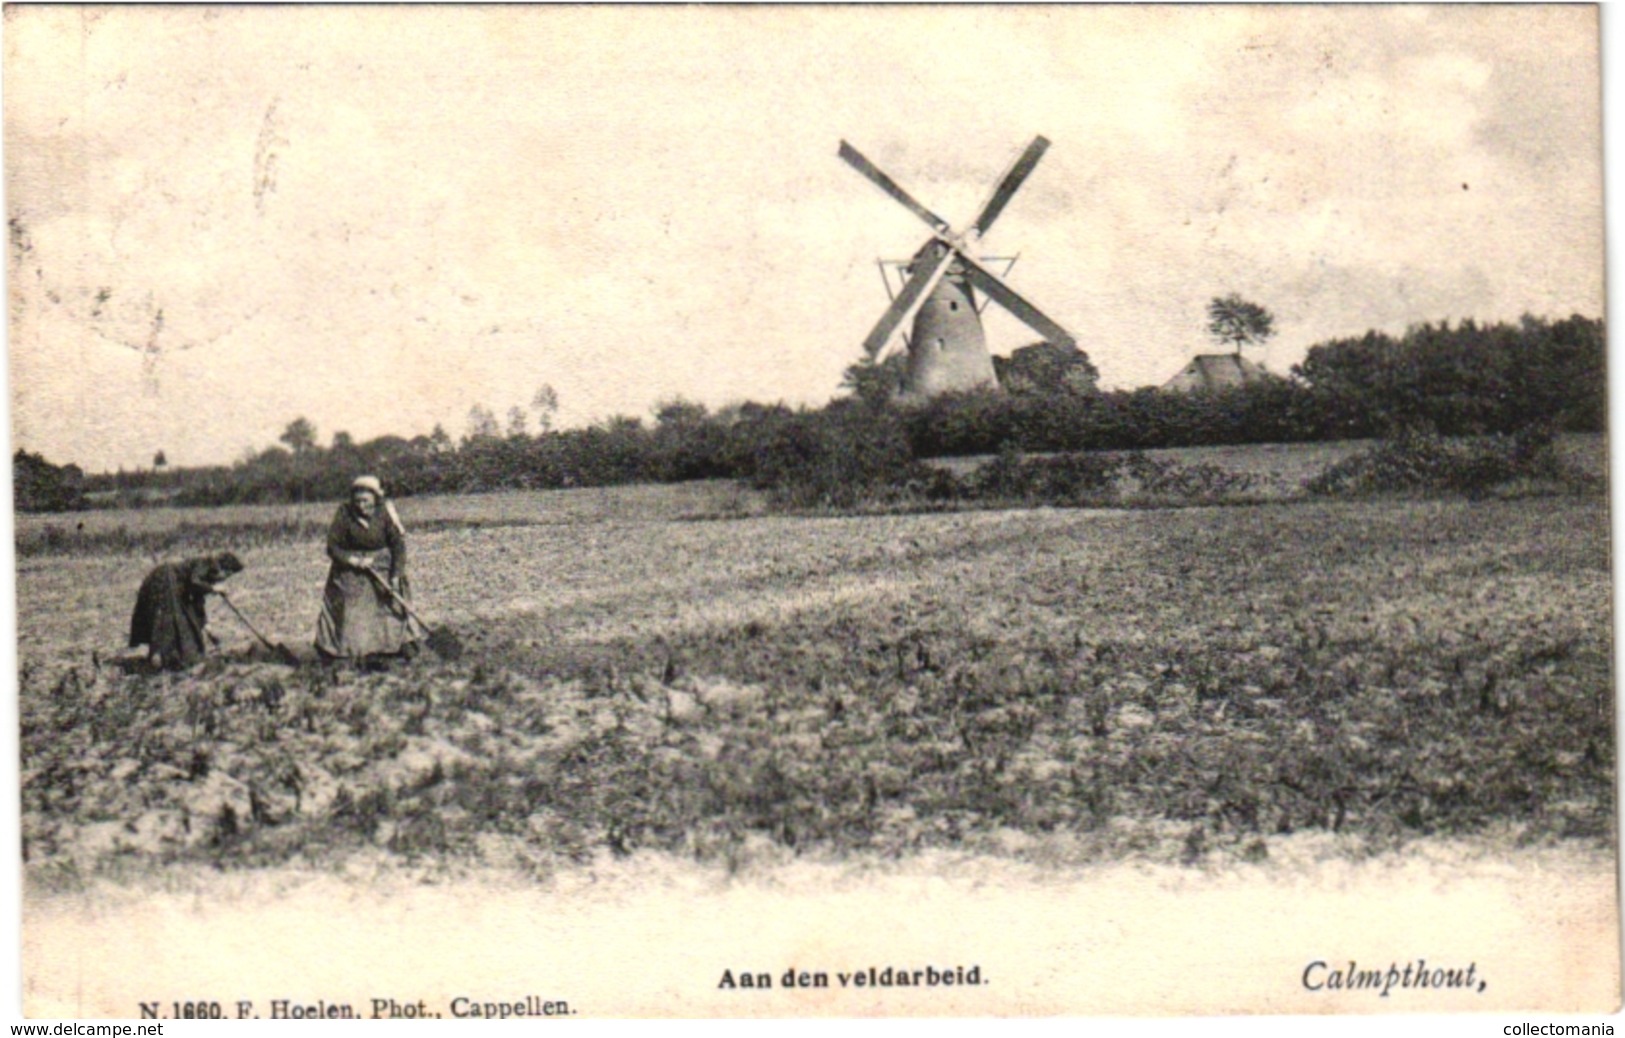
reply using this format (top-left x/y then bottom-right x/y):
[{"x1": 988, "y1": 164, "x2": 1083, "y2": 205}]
[{"x1": 16, "y1": 312, "x2": 1605, "y2": 512}]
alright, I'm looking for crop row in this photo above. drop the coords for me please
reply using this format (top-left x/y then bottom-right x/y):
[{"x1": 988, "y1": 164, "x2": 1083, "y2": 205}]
[{"x1": 18, "y1": 496, "x2": 1613, "y2": 884}]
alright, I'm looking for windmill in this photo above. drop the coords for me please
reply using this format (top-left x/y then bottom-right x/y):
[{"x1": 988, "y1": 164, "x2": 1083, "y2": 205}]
[{"x1": 839, "y1": 136, "x2": 1075, "y2": 399}]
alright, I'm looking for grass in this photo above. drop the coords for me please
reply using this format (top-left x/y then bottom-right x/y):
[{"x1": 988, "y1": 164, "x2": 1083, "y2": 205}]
[
  {"x1": 926, "y1": 432, "x2": 1606, "y2": 498},
  {"x1": 19, "y1": 435, "x2": 1605, "y2": 558},
  {"x1": 16, "y1": 477, "x2": 1614, "y2": 886},
  {"x1": 14, "y1": 480, "x2": 764, "y2": 557},
  {"x1": 926, "y1": 438, "x2": 1367, "y2": 497}
]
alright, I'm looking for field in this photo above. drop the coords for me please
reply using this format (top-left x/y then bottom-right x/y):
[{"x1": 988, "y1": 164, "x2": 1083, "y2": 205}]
[
  {"x1": 16, "y1": 438, "x2": 1615, "y2": 887},
  {"x1": 17, "y1": 435, "x2": 1606, "y2": 563}
]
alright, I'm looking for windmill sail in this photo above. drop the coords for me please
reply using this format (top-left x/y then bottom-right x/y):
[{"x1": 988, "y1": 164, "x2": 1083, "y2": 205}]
[
  {"x1": 959, "y1": 256, "x2": 1074, "y2": 347},
  {"x1": 972, "y1": 136, "x2": 1050, "y2": 237},
  {"x1": 841, "y1": 137, "x2": 1074, "y2": 394},
  {"x1": 861, "y1": 243, "x2": 956, "y2": 358}
]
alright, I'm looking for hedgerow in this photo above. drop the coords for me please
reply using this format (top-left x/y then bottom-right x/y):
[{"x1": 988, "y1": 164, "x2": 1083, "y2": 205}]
[
  {"x1": 1306, "y1": 427, "x2": 1600, "y2": 499},
  {"x1": 40, "y1": 313, "x2": 1601, "y2": 513}
]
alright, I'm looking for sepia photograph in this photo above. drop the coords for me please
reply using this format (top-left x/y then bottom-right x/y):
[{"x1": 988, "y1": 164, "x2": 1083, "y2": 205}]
[{"x1": 4, "y1": 3, "x2": 1617, "y2": 1022}]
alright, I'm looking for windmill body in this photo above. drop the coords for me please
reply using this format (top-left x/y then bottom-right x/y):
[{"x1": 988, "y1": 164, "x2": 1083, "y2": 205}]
[
  {"x1": 901, "y1": 246, "x2": 997, "y2": 398},
  {"x1": 840, "y1": 137, "x2": 1074, "y2": 399}
]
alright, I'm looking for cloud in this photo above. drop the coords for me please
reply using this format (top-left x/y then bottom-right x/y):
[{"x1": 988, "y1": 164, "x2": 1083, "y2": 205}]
[{"x1": 5, "y1": 5, "x2": 1602, "y2": 469}]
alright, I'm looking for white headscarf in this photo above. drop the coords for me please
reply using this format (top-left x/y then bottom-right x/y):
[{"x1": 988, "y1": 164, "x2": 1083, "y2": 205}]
[{"x1": 349, "y1": 475, "x2": 405, "y2": 533}]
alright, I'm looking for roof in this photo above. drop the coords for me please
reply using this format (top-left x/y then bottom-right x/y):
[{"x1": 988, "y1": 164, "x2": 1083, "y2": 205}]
[{"x1": 1162, "y1": 353, "x2": 1272, "y2": 392}]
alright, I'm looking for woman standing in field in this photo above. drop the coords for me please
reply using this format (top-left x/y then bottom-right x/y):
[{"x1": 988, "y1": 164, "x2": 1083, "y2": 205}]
[{"x1": 315, "y1": 475, "x2": 417, "y2": 663}]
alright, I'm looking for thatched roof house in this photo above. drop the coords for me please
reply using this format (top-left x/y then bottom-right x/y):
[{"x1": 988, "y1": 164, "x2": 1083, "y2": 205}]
[{"x1": 1162, "y1": 353, "x2": 1272, "y2": 392}]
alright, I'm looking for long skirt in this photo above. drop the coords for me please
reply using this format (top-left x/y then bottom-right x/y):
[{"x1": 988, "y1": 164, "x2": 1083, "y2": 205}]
[
  {"x1": 314, "y1": 567, "x2": 413, "y2": 659},
  {"x1": 129, "y1": 564, "x2": 209, "y2": 669}
]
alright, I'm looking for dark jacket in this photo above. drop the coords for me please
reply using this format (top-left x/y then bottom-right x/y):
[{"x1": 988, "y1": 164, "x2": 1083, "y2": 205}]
[
  {"x1": 325, "y1": 501, "x2": 407, "y2": 582},
  {"x1": 128, "y1": 554, "x2": 242, "y2": 668}
]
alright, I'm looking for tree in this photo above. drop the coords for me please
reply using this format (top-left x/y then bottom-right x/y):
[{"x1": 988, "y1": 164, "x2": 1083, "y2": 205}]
[
  {"x1": 995, "y1": 342, "x2": 1100, "y2": 396},
  {"x1": 1207, "y1": 294, "x2": 1276, "y2": 355},
  {"x1": 278, "y1": 416, "x2": 318, "y2": 455},
  {"x1": 359, "y1": 434, "x2": 412, "y2": 464},
  {"x1": 13, "y1": 449, "x2": 85, "y2": 512},
  {"x1": 648, "y1": 397, "x2": 723, "y2": 482},
  {"x1": 653, "y1": 396, "x2": 708, "y2": 427},
  {"x1": 506, "y1": 406, "x2": 528, "y2": 438},
  {"x1": 532, "y1": 384, "x2": 560, "y2": 433},
  {"x1": 153, "y1": 450, "x2": 168, "y2": 469},
  {"x1": 1292, "y1": 314, "x2": 1607, "y2": 437},
  {"x1": 598, "y1": 414, "x2": 643, "y2": 434},
  {"x1": 839, "y1": 353, "x2": 907, "y2": 407},
  {"x1": 428, "y1": 423, "x2": 454, "y2": 455},
  {"x1": 465, "y1": 404, "x2": 500, "y2": 443}
]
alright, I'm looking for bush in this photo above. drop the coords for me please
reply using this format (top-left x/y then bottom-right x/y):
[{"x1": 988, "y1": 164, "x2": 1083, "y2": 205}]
[
  {"x1": 1306, "y1": 426, "x2": 1586, "y2": 498},
  {"x1": 748, "y1": 404, "x2": 925, "y2": 509},
  {"x1": 1119, "y1": 454, "x2": 1261, "y2": 499},
  {"x1": 47, "y1": 311, "x2": 1602, "y2": 514},
  {"x1": 14, "y1": 450, "x2": 86, "y2": 512},
  {"x1": 965, "y1": 446, "x2": 1120, "y2": 505},
  {"x1": 902, "y1": 449, "x2": 1269, "y2": 511},
  {"x1": 896, "y1": 381, "x2": 1336, "y2": 458},
  {"x1": 1294, "y1": 314, "x2": 1606, "y2": 437}
]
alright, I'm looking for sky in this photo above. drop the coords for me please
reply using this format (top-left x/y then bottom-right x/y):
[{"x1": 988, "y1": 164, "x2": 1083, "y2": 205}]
[{"x1": 3, "y1": 5, "x2": 1604, "y2": 472}]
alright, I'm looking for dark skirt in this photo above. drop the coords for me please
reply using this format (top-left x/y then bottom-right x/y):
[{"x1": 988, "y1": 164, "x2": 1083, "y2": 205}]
[
  {"x1": 128, "y1": 564, "x2": 209, "y2": 669},
  {"x1": 314, "y1": 566, "x2": 413, "y2": 659}
]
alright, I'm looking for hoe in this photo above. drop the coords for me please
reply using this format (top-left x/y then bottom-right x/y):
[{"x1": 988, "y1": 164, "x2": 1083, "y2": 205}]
[
  {"x1": 215, "y1": 592, "x2": 301, "y2": 666},
  {"x1": 362, "y1": 565, "x2": 465, "y2": 661}
]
